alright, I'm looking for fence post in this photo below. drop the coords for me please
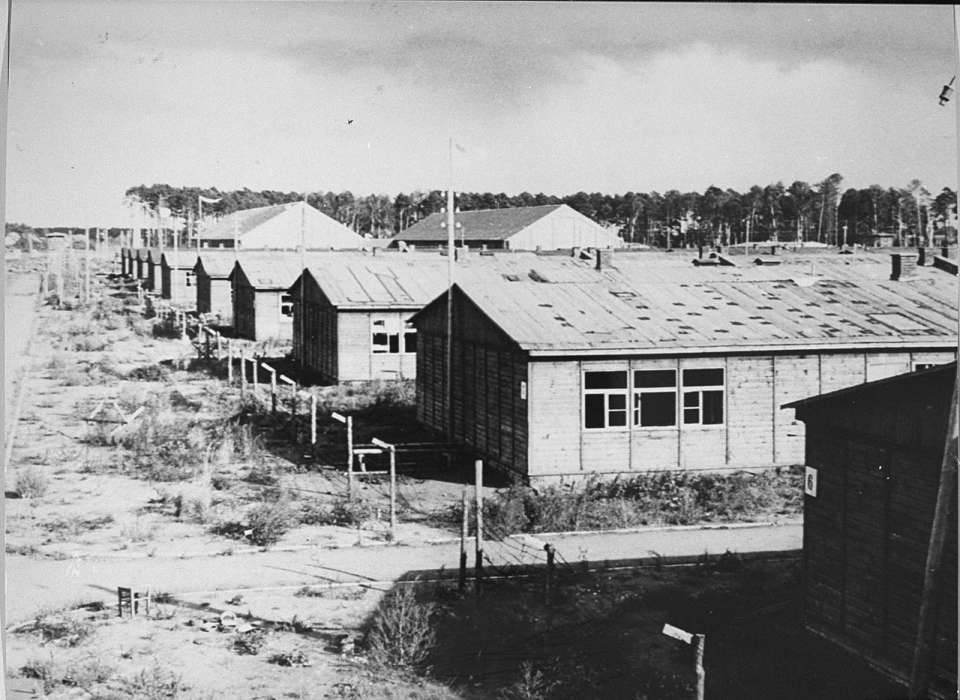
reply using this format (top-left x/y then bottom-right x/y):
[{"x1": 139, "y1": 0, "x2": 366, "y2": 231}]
[
  {"x1": 181, "y1": 312, "x2": 187, "y2": 339},
  {"x1": 694, "y1": 634, "x2": 705, "y2": 700},
  {"x1": 346, "y1": 415, "x2": 354, "y2": 499},
  {"x1": 216, "y1": 332, "x2": 222, "y2": 360},
  {"x1": 475, "y1": 459, "x2": 484, "y2": 593},
  {"x1": 227, "y1": 340, "x2": 234, "y2": 383},
  {"x1": 240, "y1": 347, "x2": 247, "y2": 397},
  {"x1": 459, "y1": 487, "x2": 468, "y2": 592},
  {"x1": 389, "y1": 444, "x2": 397, "y2": 537},
  {"x1": 204, "y1": 327, "x2": 210, "y2": 360},
  {"x1": 544, "y1": 544, "x2": 555, "y2": 605},
  {"x1": 252, "y1": 357, "x2": 259, "y2": 395},
  {"x1": 310, "y1": 394, "x2": 317, "y2": 445}
]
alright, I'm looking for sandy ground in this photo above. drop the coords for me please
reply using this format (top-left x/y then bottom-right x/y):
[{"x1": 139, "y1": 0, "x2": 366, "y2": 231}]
[{"x1": 3, "y1": 265, "x2": 804, "y2": 698}]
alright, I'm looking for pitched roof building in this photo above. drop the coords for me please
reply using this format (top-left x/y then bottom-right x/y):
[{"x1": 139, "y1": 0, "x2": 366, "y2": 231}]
[
  {"x1": 391, "y1": 204, "x2": 621, "y2": 250},
  {"x1": 200, "y1": 201, "x2": 367, "y2": 250},
  {"x1": 410, "y1": 253, "x2": 958, "y2": 481}
]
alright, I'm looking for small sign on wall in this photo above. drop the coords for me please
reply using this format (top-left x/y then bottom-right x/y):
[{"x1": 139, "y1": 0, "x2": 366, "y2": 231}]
[
  {"x1": 520, "y1": 380, "x2": 527, "y2": 400},
  {"x1": 804, "y1": 467, "x2": 818, "y2": 497}
]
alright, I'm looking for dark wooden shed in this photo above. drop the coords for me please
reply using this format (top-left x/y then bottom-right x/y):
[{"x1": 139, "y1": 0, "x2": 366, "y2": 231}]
[{"x1": 788, "y1": 364, "x2": 957, "y2": 699}]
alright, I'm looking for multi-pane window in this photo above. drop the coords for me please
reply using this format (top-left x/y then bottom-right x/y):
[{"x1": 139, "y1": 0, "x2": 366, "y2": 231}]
[
  {"x1": 185, "y1": 271, "x2": 195, "y2": 287},
  {"x1": 280, "y1": 294, "x2": 294, "y2": 317},
  {"x1": 584, "y1": 371, "x2": 628, "y2": 429},
  {"x1": 403, "y1": 321, "x2": 417, "y2": 354},
  {"x1": 372, "y1": 318, "x2": 416, "y2": 354},
  {"x1": 682, "y1": 368, "x2": 724, "y2": 425},
  {"x1": 633, "y1": 369, "x2": 677, "y2": 427}
]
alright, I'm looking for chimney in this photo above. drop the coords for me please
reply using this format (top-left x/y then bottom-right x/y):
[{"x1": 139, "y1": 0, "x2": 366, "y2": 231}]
[
  {"x1": 596, "y1": 248, "x2": 614, "y2": 270},
  {"x1": 890, "y1": 252, "x2": 918, "y2": 280}
]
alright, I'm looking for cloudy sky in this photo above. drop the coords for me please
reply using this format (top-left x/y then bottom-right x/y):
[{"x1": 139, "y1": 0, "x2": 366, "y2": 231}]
[{"x1": 5, "y1": 2, "x2": 958, "y2": 226}]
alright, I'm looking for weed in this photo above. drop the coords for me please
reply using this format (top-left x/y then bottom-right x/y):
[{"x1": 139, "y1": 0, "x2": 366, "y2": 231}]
[
  {"x1": 20, "y1": 655, "x2": 59, "y2": 693},
  {"x1": 268, "y1": 648, "x2": 311, "y2": 667},
  {"x1": 126, "y1": 364, "x2": 170, "y2": 382},
  {"x1": 498, "y1": 662, "x2": 558, "y2": 700},
  {"x1": 295, "y1": 585, "x2": 367, "y2": 600},
  {"x1": 365, "y1": 583, "x2": 435, "y2": 673},
  {"x1": 61, "y1": 655, "x2": 116, "y2": 689},
  {"x1": 305, "y1": 497, "x2": 376, "y2": 528},
  {"x1": 14, "y1": 466, "x2": 49, "y2": 498},
  {"x1": 233, "y1": 627, "x2": 267, "y2": 655},
  {"x1": 33, "y1": 615, "x2": 94, "y2": 647},
  {"x1": 114, "y1": 662, "x2": 187, "y2": 699},
  {"x1": 42, "y1": 514, "x2": 114, "y2": 539},
  {"x1": 6, "y1": 542, "x2": 41, "y2": 556}
]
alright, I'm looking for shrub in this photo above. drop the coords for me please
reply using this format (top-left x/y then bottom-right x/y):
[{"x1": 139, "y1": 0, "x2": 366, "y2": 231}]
[
  {"x1": 42, "y1": 514, "x2": 115, "y2": 539},
  {"x1": 14, "y1": 467, "x2": 49, "y2": 498},
  {"x1": 247, "y1": 499, "x2": 295, "y2": 546},
  {"x1": 61, "y1": 655, "x2": 116, "y2": 688},
  {"x1": 326, "y1": 497, "x2": 377, "y2": 528},
  {"x1": 365, "y1": 583, "x2": 435, "y2": 673},
  {"x1": 233, "y1": 628, "x2": 267, "y2": 655}
]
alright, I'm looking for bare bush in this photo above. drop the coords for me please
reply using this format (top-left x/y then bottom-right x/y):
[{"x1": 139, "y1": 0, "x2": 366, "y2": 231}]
[{"x1": 14, "y1": 467, "x2": 49, "y2": 498}]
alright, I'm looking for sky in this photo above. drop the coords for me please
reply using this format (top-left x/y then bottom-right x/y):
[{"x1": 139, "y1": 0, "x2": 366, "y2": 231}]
[{"x1": 5, "y1": 1, "x2": 958, "y2": 226}]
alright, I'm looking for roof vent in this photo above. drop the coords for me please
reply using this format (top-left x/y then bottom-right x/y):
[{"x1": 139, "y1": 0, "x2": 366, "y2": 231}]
[{"x1": 890, "y1": 252, "x2": 918, "y2": 280}]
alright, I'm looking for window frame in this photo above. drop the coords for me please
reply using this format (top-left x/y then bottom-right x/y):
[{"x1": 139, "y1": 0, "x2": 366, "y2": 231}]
[
  {"x1": 280, "y1": 293, "x2": 294, "y2": 317},
  {"x1": 681, "y1": 367, "x2": 725, "y2": 427},
  {"x1": 633, "y1": 369, "x2": 678, "y2": 428},
  {"x1": 583, "y1": 370, "x2": 629, "y2": 430}
]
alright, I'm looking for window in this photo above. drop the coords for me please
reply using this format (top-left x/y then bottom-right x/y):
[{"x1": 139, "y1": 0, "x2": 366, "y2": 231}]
[
  {"x1": 280, "y1": 294, "x2": 293, "y2": 317},
  {"x1": 372, "y1": 317, "x2": 406, "y2": 354},
  {"x1": 403, "y1": 321, "x2": 417, "y2": 354},
  {"x1": 914, "y1": 362, "x2": 944, "y2": 372},
  {"x1": 634, "y1": 369, "x2": 677, "y2": 427},
  {"x1": 185, "y1": 271, "x2": 195, "y2": 287},
  {"x1": 682, "y1": 368, "x2": 724, "y2": 425},
  {"x1": 584, "y1": 371, "x2": 628, "y2": 429}
]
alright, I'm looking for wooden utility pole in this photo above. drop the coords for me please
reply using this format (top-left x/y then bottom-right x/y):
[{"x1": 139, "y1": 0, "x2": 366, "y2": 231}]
[
  {"x1": 474, "y1": 459, "x2": 484, "y2": 593},
  {"x1": 372, "y1": 438, "x2": 397, "y2": 537},
  {"x1": 459, "y1": 487, "x2": 469, "y2": 592}
]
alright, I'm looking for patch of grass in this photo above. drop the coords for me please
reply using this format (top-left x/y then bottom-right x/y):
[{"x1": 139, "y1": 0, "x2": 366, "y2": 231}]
[
  {"x1": 126, "y1": 363, "x2": 170, "y2": 382},
  {"x1": 297, "y1": 496, "x2": 376, "y2": 528},
  {"x1": 482, "y1": 468, "x2": 803, "y2": 534},
  {"x1": 6, "y1": 542, "x2": 41, "y2": 556},
  {"x1": 14, "y1": 466, "x2": 49, "y2": 498}
]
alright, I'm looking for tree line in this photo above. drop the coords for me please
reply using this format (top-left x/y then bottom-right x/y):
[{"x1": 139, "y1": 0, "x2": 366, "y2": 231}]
[{"x1": 118, "y1": 176, "x2": 957, "y2": 247}]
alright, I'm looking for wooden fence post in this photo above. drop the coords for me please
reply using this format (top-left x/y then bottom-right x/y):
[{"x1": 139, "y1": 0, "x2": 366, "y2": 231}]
[
  {"x1": 460, "y1": 487, "x2": 469, "y2": 592},
  {"x1": 239, "y1": 347, "x2": 246, "y2": 397},
  {"x1": 346, "y1": 415, "x2": 354, "y2": 499},
  {"x1": 227, "y1": 340, "x2": 234, "y2": 383},
  {"x1": 310, "y1": 394, "x2": 317, "y2": 445},
  {"x1": 545, "y1": 543, "x2": 555, "y2": 605},
  {"x1": 252, "y1": 357, "x2": 259, "y2": 395},
  {"x1": 694, "y1": 634, "x2": 705, "y2": 700},
  {"x1": 389, "y1": 444, "x2": 397, "y2": 536},
  {"x1": 216, "y1": 332, "x2": 222, "y2": 360},
  {"x1": 475, "y1": 459, "x2": 484, "y2": 593}
]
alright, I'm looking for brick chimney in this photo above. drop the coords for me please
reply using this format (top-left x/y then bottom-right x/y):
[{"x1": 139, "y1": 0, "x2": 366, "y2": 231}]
[
  {"x1": 596, "y1": 248, "x2": 614, "y2": 270},
  {"x1": 890, "y1": 252, "x2": 918, "y2": 280}
]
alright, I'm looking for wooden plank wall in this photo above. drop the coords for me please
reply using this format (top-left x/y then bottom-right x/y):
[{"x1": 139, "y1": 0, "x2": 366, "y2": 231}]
[
  {"x1": 414, "y1": 289, "x2": 529, "y2": 478},
  {"x1": 523, "y1": 349, "x2": 955, "y2": 480},
  {"x1": 801, "y1": 375, "x2": 957, "y2": 696}
]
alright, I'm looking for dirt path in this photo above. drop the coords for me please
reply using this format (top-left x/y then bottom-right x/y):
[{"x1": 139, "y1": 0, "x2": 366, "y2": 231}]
[{"x1": 6, "y1": 521, "x2": 801, "y2": 623}]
